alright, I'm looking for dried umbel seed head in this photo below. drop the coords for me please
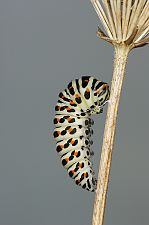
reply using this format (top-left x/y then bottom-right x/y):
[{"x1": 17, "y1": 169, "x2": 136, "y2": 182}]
[{"x1": 91, "y1": 0, "x2": 149, "y2": 49}]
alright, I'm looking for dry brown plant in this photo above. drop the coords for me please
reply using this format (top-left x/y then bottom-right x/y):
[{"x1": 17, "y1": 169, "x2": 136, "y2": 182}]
[{"x1": 90, "y1": 1, "x2": 149, "y2": 225}]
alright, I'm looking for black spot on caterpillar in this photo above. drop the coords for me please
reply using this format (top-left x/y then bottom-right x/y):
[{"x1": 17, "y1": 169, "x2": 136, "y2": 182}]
[{"x1": 53, "y1": 76, "x2": 110, "y2": 192}]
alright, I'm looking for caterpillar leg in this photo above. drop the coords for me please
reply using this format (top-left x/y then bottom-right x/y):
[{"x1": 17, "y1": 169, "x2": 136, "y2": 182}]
[{"x1": 90, "y1": 151, "x2": 94, "y2": 156}]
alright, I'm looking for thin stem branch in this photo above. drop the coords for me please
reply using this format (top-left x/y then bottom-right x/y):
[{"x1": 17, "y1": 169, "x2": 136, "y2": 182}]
[
  {"x1": 92, "y1": 44, "x2": 130, "y2": 225},
  {"x1": 91, "y1": 0, "x2": 113, "y2": 38}
]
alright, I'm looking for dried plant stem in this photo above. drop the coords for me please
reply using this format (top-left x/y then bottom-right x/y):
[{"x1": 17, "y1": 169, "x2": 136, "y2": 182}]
[
  {"x1": 92, "y1": 44, "x2": 130, "y2": 225},
  {"x1": 90, "y1": 0, "x2": 148, "y2": 224}
]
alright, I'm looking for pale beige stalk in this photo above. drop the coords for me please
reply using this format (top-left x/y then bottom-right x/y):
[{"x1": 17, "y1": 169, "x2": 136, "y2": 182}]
[
  {"x1": 92, "y1": 44, "x2": 130, "y2": 225},
  {"x1": 90, "y1": 1, "x2": 149, "y2": 225}
]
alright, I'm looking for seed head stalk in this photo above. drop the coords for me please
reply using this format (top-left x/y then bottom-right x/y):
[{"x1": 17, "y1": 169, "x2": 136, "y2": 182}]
[
  {"x1": 92, "y1": 44, "x2": 130, "y2": 225},
  {"x1": 90, "y1": 1, "x2": 149, "y2": 225}
]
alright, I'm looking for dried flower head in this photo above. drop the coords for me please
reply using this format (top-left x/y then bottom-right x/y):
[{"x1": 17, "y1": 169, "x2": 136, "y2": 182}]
[{"x1": 91, "y1": 0, "x2": 149, "y2": 49}]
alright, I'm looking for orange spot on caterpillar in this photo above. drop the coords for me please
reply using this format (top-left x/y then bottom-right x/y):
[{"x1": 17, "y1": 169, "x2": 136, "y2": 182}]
[
  {"x1": 84, "y1": 172, "x2": 87, "y2": 177},
  {"x1": 68, "y1": 127, "x2": 73, "y2": 133},
  {"x1": 67, "y1": 117, "x2": 72, "y2": 121},
  {"x1": 95, "y1": 89, "x2": 100, "y2": 94},
  {"x1": 79, "y1": 163, "x2": 82, "y2": 168},
  {"x1": 69, "y1": 101, "x2": 75, "y2": 105},
  {"x1": 74, "y1": 151, "x2": 79, "y2": 156},
  {"x1": 86, "y1": 88, "x2": 90, "y2": 93},
  {"x1": 96, "y1": 84, "x2": 106, "y2": 93},
  {"x1": 70, "y1": 139, "x2": 75, "y2": 144},
  {"x1": 66, "y1": 107, "x2": 71, "y2": 111},
  {"x1": 75, "y1": 93, "x2": 80, "y2": 98},
  {"x1": 58, "y1": 145, "x2": 64, "y2": 150}
]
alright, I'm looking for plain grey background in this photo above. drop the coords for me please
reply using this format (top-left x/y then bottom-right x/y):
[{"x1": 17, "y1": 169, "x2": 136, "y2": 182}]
[{"x1": 0, "y1": 0, "x2": 148, "y2": 225}]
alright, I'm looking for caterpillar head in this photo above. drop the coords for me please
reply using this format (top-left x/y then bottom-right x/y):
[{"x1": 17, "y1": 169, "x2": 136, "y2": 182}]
[{"x1": 92, "y1": 82, "x2": 110, "y2": 115}]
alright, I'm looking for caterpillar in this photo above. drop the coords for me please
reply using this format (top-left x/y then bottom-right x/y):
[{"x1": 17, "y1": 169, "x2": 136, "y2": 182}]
[{"x1": 53, "y1": 76, "x2": 110, "y2": 192}]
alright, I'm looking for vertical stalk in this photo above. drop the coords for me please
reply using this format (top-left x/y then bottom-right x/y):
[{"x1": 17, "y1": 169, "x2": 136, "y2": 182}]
[{"x1": 92, "y1": 44, "x2": 130, "y2": 225}]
